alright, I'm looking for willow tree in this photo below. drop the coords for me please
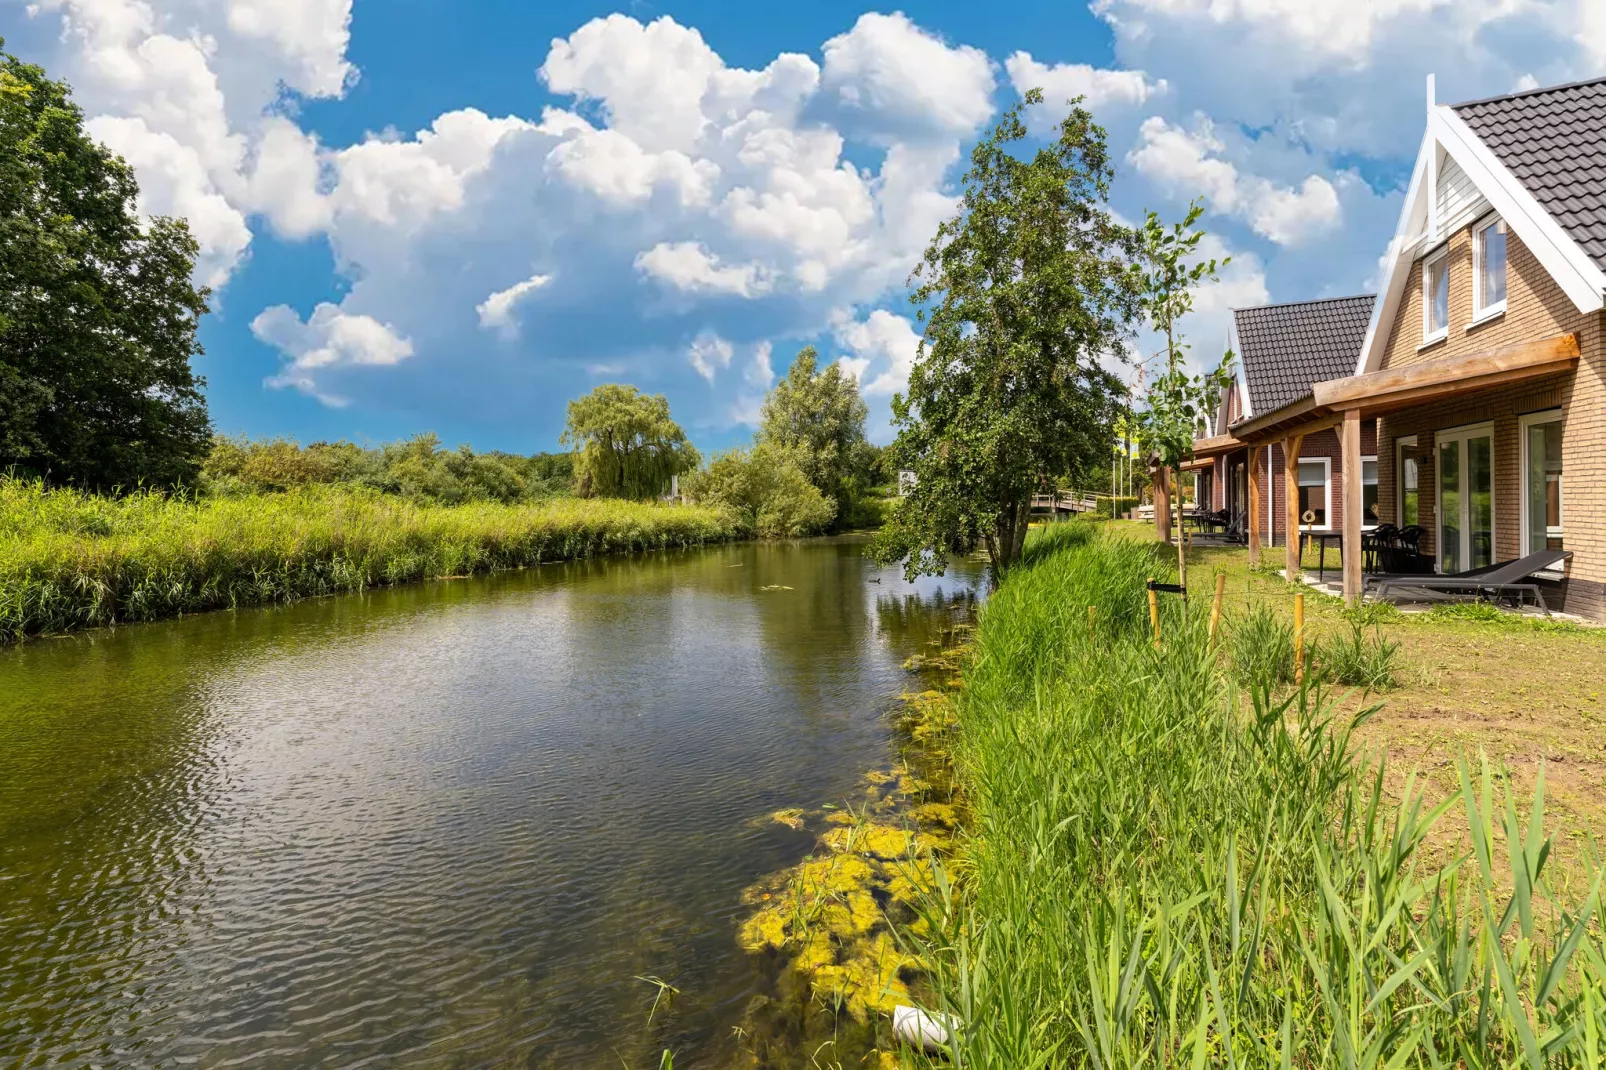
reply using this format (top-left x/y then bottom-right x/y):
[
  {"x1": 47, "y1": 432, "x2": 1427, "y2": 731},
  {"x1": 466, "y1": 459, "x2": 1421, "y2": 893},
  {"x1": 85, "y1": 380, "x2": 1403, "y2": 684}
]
[
  {"x1": 872, "y1": 89, "x2": 1138, "y2": 577},
  {"x1": 561, "y1": 384, "x2": 700, "y2": 500}
]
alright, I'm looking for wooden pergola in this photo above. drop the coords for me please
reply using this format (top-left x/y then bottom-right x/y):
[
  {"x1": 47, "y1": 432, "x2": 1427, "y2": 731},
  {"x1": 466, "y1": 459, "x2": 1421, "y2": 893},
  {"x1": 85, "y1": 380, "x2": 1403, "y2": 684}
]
[{"x1": 1227, "y1": 333, "x2": 1580, "y2": 603}]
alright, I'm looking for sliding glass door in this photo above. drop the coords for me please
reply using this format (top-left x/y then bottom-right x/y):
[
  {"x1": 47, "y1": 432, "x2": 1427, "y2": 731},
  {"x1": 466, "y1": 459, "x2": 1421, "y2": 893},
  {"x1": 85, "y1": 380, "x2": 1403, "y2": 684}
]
[{"x1": 1436, "y1": 425, "x2": 1494, "y2": 574}]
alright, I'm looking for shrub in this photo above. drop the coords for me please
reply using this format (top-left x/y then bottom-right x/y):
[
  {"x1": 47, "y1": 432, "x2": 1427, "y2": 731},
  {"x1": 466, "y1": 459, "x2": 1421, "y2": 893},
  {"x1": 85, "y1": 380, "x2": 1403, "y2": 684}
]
[
  {"x1": 1226, "y1": 601, "x2": 1295, "y2": 688},
  {"x1": 1091, "y1": 495, "x2": 1140, "y2": 518},
  {"x1": 681, "y1": 444, "x2": 836, "y2": 538}
]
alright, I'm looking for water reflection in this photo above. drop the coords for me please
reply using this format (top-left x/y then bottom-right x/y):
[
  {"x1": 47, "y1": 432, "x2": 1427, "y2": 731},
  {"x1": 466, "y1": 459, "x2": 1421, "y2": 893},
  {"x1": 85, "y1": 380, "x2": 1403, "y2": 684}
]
[{"x1": 0, "y1": 537, "x2": 984, "y2": 1067}]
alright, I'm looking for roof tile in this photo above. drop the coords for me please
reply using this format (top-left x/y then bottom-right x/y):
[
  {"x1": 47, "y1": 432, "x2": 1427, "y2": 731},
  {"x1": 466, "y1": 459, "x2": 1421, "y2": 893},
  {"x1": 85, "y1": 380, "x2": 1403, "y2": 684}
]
[
  {"x1": 1456, "y1": 78, "x2": 1606, "y2": 273},
  {"x1": 1232, "y1": 295, "x2": 1376, "y2": 421}
]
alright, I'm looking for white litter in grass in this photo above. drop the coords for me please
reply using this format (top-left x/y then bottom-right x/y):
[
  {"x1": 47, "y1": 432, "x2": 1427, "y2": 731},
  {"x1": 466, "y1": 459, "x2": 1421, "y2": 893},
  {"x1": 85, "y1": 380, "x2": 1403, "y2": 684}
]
[{"x1": 893, "y1": 1005, "x2": 956, "y2": 1051}]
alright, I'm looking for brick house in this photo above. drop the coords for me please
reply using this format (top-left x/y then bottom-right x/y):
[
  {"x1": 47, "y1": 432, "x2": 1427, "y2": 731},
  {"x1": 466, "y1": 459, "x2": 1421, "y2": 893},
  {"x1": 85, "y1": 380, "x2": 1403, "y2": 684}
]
[
  {"x1": 1194, "y1": 76, "x2": 1606, "y2": 617},
  {"x1": 1191, "y1": 297, "x2": 1379, "y2": 547}
]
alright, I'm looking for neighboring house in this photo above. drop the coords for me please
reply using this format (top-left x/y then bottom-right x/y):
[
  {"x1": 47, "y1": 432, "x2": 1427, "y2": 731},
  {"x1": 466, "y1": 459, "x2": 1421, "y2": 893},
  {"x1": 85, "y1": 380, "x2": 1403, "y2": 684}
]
[
  {"x1": 1189, "y1": 296, "x2": 1379, "y2": 544},
  {"x1": 1196, "y1": 75, "x2": 1606, "y2": 616}
]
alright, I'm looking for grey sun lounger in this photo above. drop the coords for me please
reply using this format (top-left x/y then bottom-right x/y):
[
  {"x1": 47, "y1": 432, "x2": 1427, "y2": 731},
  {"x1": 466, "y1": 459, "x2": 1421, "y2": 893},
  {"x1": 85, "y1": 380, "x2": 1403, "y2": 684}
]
[{"x1": 1369, "y1": 549, "x2": 1572, "y2": 615}]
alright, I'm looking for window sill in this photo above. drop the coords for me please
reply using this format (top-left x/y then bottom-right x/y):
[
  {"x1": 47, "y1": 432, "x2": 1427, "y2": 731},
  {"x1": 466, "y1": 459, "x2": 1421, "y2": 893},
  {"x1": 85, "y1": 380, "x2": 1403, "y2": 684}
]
[
  {"x1": 1466, "y1": 305, "x2": 1506, "y2": 331},
  {"x1": 1418, "y1": 332, "x2": 1449, "y2": 352}
]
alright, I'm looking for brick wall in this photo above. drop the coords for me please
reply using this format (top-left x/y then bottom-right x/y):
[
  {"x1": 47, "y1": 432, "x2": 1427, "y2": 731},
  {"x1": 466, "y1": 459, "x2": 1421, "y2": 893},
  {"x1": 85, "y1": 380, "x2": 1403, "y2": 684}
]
[
  {"x1": 1372, "y1": 223, "x2": 1606, "y2": 619},
  {"x1": 1249, "y1": 423, "x2": 1379, "y2": 543}
]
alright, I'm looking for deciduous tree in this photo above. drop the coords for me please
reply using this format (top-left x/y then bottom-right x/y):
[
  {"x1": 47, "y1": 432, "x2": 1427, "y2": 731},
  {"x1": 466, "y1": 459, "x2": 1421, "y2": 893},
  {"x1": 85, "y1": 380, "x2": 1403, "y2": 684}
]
[
  {"x1": 0, "y1": 44, "x2": 212, "y2": 489},
  {"x1": 757, "y1": 347, "x2": 869, "y2": 524},
  {"x1": 872, "y1": 89, "x2": 1137, "y2": 577},
  {"x1": 1134, "y1": 203, "x2": 1233, "y2": 593}
]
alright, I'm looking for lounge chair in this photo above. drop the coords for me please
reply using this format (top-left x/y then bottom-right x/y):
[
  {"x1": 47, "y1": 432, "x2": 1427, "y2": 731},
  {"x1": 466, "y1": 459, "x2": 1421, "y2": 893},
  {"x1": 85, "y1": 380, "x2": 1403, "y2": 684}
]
[{"x1": 1368, "y1": 549, "x2": 1572, "y2": 615}]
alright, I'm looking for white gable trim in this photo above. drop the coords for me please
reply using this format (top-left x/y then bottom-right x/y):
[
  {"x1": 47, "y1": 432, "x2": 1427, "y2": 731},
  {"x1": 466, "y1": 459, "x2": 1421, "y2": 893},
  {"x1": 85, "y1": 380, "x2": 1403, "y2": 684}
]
[
  {"x1": 1354, "y1": 132, "x2": 1433, "y2": 376},
  {"x1": 1356, "y1": 106, "x2": 1606, "y2": 375}
]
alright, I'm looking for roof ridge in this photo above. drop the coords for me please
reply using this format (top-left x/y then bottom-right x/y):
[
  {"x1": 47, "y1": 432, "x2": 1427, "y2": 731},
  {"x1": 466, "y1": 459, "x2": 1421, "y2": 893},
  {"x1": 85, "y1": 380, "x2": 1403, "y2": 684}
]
[
  {"x1": 1232, "y1": 293, "x2": 1376, "y2": 314},
  {"x1": 1451, "y1": 74, "x2": 1606, "y2": 112}
]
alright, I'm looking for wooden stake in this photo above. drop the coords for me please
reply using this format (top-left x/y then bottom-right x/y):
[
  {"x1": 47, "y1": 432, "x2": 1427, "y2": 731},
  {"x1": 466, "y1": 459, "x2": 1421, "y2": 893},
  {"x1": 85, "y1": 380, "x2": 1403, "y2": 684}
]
[
  {"x1": 1293, "y1": 593, "x2": 1306, "y2": 686},
  {"x1": 1209, "y1": 571, "x2": 1226, "y2": 647},
  {"x1": 1087, "y1": 604, "x2": 1097, "y2": 640},
  {"x1": 1148, "y1": 579, "x2": 1161, "y2": 650}
]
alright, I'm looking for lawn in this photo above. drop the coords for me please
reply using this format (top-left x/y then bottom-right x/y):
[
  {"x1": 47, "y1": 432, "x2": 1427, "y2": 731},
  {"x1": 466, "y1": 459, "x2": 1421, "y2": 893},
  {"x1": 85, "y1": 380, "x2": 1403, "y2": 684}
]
[{"x1": 1095, "y1": 517, "x2": 1606, "y2": 882}]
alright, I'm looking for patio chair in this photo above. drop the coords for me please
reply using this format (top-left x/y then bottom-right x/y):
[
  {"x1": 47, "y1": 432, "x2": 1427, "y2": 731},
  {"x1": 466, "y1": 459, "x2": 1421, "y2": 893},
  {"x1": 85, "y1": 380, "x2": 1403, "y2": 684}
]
[
  {"x1": 1368, "y1": 549, "x2": 1572, "y2": 615},
  {"x1": 1362, "y1": 523, "x2": 1398, "y2": 572}
]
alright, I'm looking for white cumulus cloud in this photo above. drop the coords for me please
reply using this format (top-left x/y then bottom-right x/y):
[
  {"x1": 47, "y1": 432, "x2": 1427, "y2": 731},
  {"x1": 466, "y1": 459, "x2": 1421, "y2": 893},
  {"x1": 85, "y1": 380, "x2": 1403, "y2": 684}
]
[
  {"x1": 1005, "y1": 52, "x2": 1164, "y2": 111},
  {"x1": 1129, "y1": 116, "x2": 1342, "y2": 246},
  {"x1": 253, "y1": 303, "x2": 415, "y2": 407},
  {"x1": 820, "y1": 12, "x2": 997, "y2": 142},
  {"x1": 636, "y1": 242, "x2": 773, "y2": 297},
  {"x1": 833, "y1": 309, "x2": 922, "y2": 398},
  {"x1": 477, "y1": 274, "x2": 554, "y2": 335},
  {"x1": 687, "y1": 332, "x2": 736, "y2": 382}
]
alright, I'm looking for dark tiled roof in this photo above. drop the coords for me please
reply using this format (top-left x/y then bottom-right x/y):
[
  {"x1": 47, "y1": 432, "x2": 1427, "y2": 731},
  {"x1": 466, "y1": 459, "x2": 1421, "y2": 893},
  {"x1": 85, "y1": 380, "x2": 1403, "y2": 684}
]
[
  {"x1": 1455, "y1": 78, "x2": 1606, "y2": 273},
  {"x1": 1232, "y1": 295, "x2": 1376, "y2": 419}
]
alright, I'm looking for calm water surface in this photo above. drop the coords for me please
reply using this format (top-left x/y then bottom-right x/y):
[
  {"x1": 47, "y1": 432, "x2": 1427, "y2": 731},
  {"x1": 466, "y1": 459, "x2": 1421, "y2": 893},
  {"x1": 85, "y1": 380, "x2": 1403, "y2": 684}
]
[{"x1": 0, "y1": 538, "x2": 982, "y2": 1068}]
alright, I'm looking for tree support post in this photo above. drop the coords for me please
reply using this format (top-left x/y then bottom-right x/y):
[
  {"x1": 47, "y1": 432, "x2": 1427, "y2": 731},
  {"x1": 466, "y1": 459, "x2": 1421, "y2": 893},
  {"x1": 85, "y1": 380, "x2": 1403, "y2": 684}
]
[
  {"x1": 1342, "y1": 409, "x2": 1363, "y2": 606},
  {"x1": 1247, "y1": 445, "x2": 1263, "y2": 568},
  {"x1": 1283, "y1": 434, "x2": 1306, "y2": 581}
]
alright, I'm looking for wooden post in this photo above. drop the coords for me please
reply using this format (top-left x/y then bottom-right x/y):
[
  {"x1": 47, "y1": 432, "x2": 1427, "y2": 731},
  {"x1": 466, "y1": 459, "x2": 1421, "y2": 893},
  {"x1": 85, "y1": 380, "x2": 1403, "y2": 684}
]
[
  {"x1": 1148, "y1": 579, "x2": 1161, "y2": 650},
  {"x1": 1154, "y1": 467, "x2": 1172, "y2": 544},
  {"x1": 1341, "y1": 409, "x2": 1363, "y2": 606},
  {"x1": 1247, "y1": 445, "x2": 1263, "y2": 567},
  {"x1": 1087, "y1": 604, "x2": 1097, "y2": 641},
  {"x1": 1208, "y1": 571, "x2": 1226, "y2": 647},
  {"x1": 1284, "y1": 434, "x2": 1306, "y2": 580},
  {"x1": 1293, "y1": 593, "x2": 1306, "y2": 686}
]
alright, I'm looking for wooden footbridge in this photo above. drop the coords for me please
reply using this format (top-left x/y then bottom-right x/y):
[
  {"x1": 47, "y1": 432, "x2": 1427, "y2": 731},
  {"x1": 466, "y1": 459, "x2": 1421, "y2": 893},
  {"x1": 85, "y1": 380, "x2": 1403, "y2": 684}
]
[{"x1": 1029, "y1": 494, "x2": 1098, "y2": 515}]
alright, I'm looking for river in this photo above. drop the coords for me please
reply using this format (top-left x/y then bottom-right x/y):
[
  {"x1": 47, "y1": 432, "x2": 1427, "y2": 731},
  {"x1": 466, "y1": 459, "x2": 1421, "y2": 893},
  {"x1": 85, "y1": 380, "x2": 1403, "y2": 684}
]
[{"x1": 0, "y1": 537, "x2": 983, "y2": 1067}]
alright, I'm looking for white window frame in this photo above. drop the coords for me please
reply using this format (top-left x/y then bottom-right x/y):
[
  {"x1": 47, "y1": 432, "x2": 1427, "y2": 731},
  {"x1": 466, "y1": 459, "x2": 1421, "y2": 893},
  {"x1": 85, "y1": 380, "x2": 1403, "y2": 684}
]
[
  {"x1": 1395, "y1": 435, "x2": 1419, "y2": 528},
  {"x1": 1434, "y1": 421, "x2": 1497, "y2": 574},
  {"x1": 1471, "y1": 214, "x2": 1508, "y2": 325},
  {"x1": 1518, "y1": 409, "x2": 1564, "y2": 571},
  {"x1": 1295, "y1": 456, "x2": 1333, "y2": 532},
  {"x1": 1421, "y1": 247, "x2": 1450, "y2": 346},
  {"x1": 1360, "y1": 455, "x2": 1379, "y2": 530}
]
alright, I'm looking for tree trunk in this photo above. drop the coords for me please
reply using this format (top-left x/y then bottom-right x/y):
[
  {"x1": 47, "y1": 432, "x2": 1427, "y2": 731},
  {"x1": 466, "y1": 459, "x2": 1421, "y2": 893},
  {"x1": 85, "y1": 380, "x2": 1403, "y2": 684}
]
[{"x1": 989, "y1": 498, "x2": 1030, "y2": 573}]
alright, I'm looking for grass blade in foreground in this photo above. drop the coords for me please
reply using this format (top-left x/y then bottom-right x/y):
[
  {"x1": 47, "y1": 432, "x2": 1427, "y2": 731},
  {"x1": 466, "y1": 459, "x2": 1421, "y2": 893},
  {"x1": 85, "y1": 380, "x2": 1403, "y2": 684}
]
[{"x1": 902, "y1": 522, "x2": 1606, "y2": 1067}]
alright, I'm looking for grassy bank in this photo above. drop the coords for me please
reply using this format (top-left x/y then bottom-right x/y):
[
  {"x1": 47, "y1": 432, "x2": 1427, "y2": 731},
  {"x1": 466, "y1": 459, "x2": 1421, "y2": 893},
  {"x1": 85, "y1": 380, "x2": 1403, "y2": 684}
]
[
  {"x1": 0, "y1": 478, "x2": 740, "y2": 641},
  {"x1": 909, "y1": 522, "x2": 1605, "y2": 1066}
]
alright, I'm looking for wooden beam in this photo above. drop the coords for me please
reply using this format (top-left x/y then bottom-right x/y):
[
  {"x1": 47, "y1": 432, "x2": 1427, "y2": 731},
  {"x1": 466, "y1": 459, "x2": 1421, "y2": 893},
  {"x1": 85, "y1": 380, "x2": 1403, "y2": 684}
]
[
  {"x1": 1285, "y1": 434, "x2": 1305, "y2": 580},
  {"x1": 1348, "y1": 360, "x2": 1579, "y2": 417},
  {"x1": 1313, "y1": 333, "x2": 1580, "y2": 409},
  {"x1": 1247, "y1": 445, "x2": 1263, "y2": 567},
  {"x1": 1342, "y1": 410, "x2": 1363, "y2": 605}
]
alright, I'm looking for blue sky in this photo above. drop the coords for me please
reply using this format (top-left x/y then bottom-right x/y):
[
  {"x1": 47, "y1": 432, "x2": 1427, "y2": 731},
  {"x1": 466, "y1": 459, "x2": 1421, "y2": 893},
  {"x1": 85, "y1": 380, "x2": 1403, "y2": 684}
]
[{"x1": 8, "y1": 0, "x2": 1604, "y2": 454}]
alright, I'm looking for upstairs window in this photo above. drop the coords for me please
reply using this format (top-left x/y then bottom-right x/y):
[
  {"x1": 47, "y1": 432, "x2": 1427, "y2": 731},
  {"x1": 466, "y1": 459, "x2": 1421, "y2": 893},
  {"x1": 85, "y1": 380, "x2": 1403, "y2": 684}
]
[
  {"x1": 1423, "y1": 250, "x2": 1449, "y2": 343},
  {"x1": 1475, "y1": 217, "x2": 1508, "y2": 318}
]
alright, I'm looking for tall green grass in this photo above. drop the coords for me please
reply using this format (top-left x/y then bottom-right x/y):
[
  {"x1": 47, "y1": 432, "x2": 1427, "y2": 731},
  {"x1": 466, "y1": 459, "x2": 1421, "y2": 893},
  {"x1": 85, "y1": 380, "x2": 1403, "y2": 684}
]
[
  {"x1": 0, "y1": 477, "x2": 740, "y2": 640},
  {"x1": 906, "y1": 522, "x2": 1606, "y2": 1066}
]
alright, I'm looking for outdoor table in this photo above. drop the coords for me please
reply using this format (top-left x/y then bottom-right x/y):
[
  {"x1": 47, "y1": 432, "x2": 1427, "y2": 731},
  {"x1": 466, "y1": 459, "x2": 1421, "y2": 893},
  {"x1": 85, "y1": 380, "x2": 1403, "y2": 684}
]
[{"x1": 1299, "y1": 531, "x2": 1345, "y2": 582}]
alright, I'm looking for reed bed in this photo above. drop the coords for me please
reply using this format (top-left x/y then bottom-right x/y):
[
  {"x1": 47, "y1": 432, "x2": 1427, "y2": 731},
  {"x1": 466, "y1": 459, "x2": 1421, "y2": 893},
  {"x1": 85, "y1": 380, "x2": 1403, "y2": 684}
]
[
  {"x1": 907, "y1": 522, "x2": 1605, "y2": 1067},
  {"x1": 0, "y1": 478, "x2": 740, "y2": 640}
]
